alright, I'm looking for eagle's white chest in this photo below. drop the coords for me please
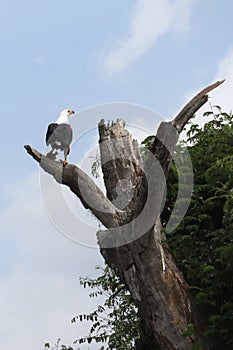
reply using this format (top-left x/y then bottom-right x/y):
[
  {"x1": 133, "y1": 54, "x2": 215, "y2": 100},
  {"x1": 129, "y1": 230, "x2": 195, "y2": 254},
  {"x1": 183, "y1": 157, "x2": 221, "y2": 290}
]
[{"x1": 56, "y1": 115, "x2": 69, "y2": 124}]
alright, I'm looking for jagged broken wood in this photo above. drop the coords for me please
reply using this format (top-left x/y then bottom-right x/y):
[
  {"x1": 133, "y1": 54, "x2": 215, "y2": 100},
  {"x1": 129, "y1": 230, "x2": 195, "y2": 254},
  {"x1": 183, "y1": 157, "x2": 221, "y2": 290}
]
[{"x1": 25, "y1": 80, "x2": 224, "y2": 350}]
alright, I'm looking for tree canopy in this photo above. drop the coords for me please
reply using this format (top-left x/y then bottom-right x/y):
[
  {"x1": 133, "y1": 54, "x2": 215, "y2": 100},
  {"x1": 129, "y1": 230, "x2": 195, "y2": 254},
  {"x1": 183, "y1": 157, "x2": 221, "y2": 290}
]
[{"x1": 165, "y1": 106, "x2": 233, "y2": 349}]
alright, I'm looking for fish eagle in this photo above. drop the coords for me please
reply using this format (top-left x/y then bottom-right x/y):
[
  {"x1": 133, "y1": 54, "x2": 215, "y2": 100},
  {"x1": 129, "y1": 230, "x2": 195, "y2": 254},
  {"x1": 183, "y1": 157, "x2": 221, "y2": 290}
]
[{"x1": 45, "y1": 109, "x2": 75, "y2": 165}]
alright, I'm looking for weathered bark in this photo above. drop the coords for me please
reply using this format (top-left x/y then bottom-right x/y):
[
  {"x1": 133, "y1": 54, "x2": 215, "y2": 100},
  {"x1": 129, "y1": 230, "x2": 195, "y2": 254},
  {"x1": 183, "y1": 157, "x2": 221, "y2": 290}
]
[{"x1": 25, "y1": 80, "x2": 224, "y2": 350}]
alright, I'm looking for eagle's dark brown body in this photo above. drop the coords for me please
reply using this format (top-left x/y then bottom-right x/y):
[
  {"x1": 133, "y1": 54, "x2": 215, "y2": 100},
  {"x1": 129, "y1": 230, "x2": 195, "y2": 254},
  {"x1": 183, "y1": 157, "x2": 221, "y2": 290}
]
[{"x1": 45, "y1": 109, "x2": 75, "y2": 165}]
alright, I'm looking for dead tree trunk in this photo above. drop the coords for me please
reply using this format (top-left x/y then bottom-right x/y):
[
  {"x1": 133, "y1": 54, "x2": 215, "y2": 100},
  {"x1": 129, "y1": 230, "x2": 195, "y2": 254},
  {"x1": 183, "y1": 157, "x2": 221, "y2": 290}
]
[{"x1": 25, "y1": 80, "x2": 224, "y2": 350}]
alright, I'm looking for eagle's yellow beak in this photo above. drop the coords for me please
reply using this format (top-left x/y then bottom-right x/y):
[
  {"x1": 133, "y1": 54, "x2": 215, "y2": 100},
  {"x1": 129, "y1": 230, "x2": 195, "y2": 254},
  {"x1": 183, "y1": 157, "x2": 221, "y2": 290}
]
[{"x1": 68, "y1": 109, "x2": 75, "y2": 116}]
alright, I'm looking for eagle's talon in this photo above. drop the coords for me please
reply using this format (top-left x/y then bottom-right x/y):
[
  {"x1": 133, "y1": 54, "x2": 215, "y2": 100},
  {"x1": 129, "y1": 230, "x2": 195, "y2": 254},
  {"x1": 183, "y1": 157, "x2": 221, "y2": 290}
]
[{"x1": 63, "y1": 160, "x2": 68, "y2": 166}]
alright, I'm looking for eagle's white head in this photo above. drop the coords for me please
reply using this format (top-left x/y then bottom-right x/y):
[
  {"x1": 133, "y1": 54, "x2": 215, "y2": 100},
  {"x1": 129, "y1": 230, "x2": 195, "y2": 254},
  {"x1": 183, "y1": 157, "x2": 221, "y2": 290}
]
[{"x1": 56, "y1": 109, "x2": 75, "y2": 124}]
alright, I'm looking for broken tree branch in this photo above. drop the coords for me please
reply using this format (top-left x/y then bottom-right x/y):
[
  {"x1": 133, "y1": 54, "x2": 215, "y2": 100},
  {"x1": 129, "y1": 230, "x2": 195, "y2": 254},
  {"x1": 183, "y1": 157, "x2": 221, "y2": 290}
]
[
  {"x1": 172, "y1": 79, "x2": 225, "y2": 132},
  {"x1": 24, "y1": 145, "x2": 127, "y2": 229}
]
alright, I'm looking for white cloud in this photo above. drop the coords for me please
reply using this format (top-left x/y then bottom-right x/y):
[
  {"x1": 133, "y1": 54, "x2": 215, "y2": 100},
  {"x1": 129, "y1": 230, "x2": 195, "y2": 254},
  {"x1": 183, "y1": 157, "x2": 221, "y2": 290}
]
[
  {"x1": 169, "y1": 49, "x2": 233, "y2": 227},
  {"x1": 0, "y1": 173, "x2": 104, "y2": 349},
  {"x1": 178, "y1": 47, "x2": 233, "y2": 135},
  {"x1": 101, "y1": 0, "x2": 192, "y2": 77},
  {"x1": 208, "y1": 47, "x2": 233, "y2": 113}
]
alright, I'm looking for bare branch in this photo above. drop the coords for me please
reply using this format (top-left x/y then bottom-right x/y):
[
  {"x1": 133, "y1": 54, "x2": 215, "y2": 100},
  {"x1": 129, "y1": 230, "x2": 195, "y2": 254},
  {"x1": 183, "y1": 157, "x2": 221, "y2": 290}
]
[
  {"x1": 24, "y1": 145, "x2": 126, "y2": 228},
  {"x1": 148, "y1": 80, "x2": 225, "y2": 179},
  {"x1": 172, "y1": 79, "x2": 225, "y2": 132},
  {"x1": 24, "y1": 144, "x2": 42, "y2": 162}
]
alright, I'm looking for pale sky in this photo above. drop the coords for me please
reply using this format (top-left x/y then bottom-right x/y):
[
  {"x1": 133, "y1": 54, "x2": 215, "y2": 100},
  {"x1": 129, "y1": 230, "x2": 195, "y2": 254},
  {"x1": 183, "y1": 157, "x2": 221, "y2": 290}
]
[{"x1": 1, "y1": 1, "x2": 233, "y2": 349}]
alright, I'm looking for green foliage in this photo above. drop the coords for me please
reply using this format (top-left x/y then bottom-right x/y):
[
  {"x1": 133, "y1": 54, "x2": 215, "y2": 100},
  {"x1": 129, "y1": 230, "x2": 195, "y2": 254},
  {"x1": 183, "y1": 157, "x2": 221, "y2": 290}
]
[
  {"x1": 140, "y1": 135, "x2": 156, "y2": 159},
  {"x1": 43, "y1": 338, "x2": 75, "y2": 350},
  {"x1": 183, "y1": 323, "x2": 195, "y2": 338},
  {"x1": 164, "y1": 107, "x2": 233, "y2": 349},
  {"x1": 72, "y1": 265, "x2": 141, "y2": 349}
]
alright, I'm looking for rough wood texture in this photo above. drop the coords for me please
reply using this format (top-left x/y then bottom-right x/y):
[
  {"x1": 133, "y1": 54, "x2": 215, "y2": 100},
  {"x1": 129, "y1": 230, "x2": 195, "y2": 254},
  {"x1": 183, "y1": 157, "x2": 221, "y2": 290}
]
[
  {"x1": 25, "y1": 81, "x2": 224, "y2": 350},
  {"x1": 97, "y1": 123, "x2": 197, "y2": 349},
  {"x1": 24, "y1": 145, "x2": 127, "y2": 228},
  {"x1": 172, "y1": 80, "x2": 225, "y2": 132}
]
